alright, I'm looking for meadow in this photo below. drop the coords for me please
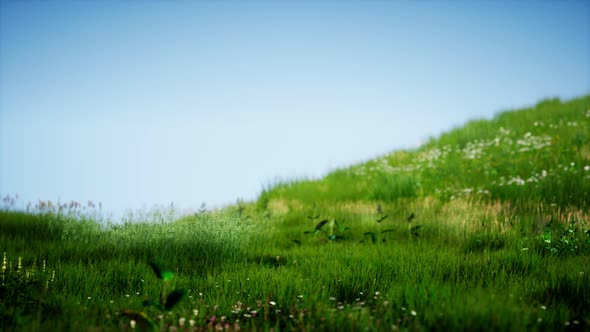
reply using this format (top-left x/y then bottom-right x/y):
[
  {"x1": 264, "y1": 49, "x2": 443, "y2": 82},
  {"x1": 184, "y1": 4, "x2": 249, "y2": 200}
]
[{"x1": 1, "y1": 95, "x2": 590, "y2": 331}]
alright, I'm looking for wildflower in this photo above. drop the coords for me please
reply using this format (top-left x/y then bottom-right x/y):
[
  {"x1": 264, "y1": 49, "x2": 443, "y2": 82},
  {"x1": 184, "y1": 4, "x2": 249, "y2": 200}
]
[
  {"x1": 189, "y1": 319, "x2": 195, "y2": 327},
  {"x1": 194, "y1": 309, "x2": 199, "y2": 316},
  {"x1": 411, "y1": 310, "x2": 417, "y2": 316},
  {"x1": 130, "y1": 320, "x2": 136, "y2": 329},
  {"x1": 179, "y1": 318, "x2": 186, "y2": 326},
  {"x1": 584, "y1": 166, "x2": 590, "y2": 171},
  {"x1": 509, "y1": 177, "x2": 525, "y2": 186},
  {"x1": 269, "y1": 301, "x2": 276, "y2": 306}
]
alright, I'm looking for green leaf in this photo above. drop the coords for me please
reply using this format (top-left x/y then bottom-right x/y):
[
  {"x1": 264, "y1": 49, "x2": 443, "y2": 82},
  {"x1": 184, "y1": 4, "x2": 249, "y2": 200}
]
[
  {"x1": 411, "y1": 224, "x2": 422, "y2": 236},
  {"x1": 315, "y1": 219, "x2": 329, "y2": 231},
  {"x1": 142, "y1": 300, "x2": 165, "y2": 311},
  {"x1": 161, "y1": 271, "x2": 174, "y2": 281},
  {"x1": 122, "y1": 310, "x2": 157, "y2": 331},
  {"x1": 364, "y1": 232, "x2": 377, "y2": 244},
  {"x1": 149, "y1": 262, "x2": 174, "y2": 281},
  {"x1": 149, "y1": 262, "x2": 163, "y2": 279},
  {"x1": 165, "y1": 289, "x2": 187, "y2": 311}
]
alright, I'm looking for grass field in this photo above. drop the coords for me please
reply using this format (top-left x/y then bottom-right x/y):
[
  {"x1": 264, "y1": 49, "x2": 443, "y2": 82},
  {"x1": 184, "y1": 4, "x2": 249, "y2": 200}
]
[{"x1": 2, "y1": 95, "x2": 590, "y2": 331}]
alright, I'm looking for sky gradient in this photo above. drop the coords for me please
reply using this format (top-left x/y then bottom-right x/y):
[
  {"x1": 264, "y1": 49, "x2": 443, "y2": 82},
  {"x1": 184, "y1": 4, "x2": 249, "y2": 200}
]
[{"x1": 1, "y1": 1, "x2": 589, "y2": 218}]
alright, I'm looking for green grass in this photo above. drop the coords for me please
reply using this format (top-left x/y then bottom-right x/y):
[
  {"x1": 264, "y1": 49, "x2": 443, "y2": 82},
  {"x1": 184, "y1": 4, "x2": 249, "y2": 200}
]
[{"x1": 2, "y1": 95, "x2": 590, "y2": 331}]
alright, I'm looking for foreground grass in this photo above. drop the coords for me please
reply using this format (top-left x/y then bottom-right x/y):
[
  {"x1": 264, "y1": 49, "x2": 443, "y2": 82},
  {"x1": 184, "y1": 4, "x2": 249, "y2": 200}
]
[
  {"x1": 2, "y1": 199, "x2": 589, "y2": 331},
  {"x1": 2, "y1": 95, "x2": 590, "y2": 331}
]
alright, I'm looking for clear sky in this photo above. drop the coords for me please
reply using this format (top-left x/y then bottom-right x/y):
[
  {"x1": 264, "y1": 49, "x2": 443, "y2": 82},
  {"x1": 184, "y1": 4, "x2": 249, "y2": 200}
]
[{"x1": 1, "y1": 1, "x2": 589, "y2": 217}]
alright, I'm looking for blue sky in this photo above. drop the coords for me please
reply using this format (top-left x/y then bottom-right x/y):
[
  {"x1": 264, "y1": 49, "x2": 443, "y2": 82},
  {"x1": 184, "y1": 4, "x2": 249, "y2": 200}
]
[{"x1": 1, "y1": 1, "x2": 589, "y2": 217}]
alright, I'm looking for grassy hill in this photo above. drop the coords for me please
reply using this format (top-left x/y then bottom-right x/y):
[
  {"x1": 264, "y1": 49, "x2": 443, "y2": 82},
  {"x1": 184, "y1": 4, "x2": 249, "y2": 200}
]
[
  {"x1": 260, "y1": 95, "x2": 590, "y2": 207},
  {"x1": 1, "y1": 95, "x2": 590, "y2": 331}
]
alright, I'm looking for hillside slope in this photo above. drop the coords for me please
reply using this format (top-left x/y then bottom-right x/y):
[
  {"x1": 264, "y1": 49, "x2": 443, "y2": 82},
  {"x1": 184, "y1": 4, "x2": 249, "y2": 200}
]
[{"x1": 258, "y1": 95, "x2": 590, "y2": 212}]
